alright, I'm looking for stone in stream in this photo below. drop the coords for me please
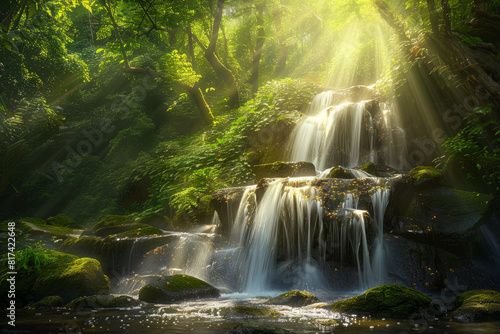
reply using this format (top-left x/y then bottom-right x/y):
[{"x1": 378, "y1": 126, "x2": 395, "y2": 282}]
[
  {"x1": 138, "y1": 274, "x2": 219, "y2": 303},
  {"x1": 252, "y1": 161, "x2": 316, "y2": 181},
  {"x1": 224, "y1": 306, "x2": 279, "y2": 319},
  {"x1": 0, "y1": 248, "x2": 110, "y2": 307},
  {"x1": 230, "y1": 322, "x2": 295, "y2": 334},
  {"x1": 453, "y1": 290, "x2": 500, "y2": 322},
  {"x1": 28, "y1": 295, "x2": 65, "y2": 309},
  {"x1": 66, "y1": 295, "x2": 144, "y2": 309},
  {"x1": 328, "y1": 284, "x2": 431, "y2": 318},
  {"x1": 325, "y1": 166, "x2": 355, "y2": 179},
  {"x1": 266, "y1": 290, "x2": 320, "y2": 306}
]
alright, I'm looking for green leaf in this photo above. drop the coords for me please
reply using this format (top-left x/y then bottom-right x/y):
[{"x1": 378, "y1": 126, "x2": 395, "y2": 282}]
[
  {"x1": 476, "y1": 164, "x2": 482, "y2": 171},
  {"x1": 28, "y1": 3, "x2": 38, "y2": 18},
  {"x1": 96, "y1": 48, "x2": 104, "y2": 53}
]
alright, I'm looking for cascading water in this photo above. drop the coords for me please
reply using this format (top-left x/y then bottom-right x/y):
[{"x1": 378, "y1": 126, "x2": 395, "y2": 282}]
[{"x1": 127, "y1": 88, "x2": 403, "y2": 296}]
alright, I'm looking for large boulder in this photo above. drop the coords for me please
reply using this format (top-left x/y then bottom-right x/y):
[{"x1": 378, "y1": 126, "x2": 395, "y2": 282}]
[
  {"x1": 325, "y1": 166, "x2": 355, "y2": 179},
  {"x1": 138, "y1": 275, "x2": 219, "y2": 303},
  {"x1": 60, "y1": 235, "x2": 177, "y2": 275},
  {"x1": 66, "y1": 295, "x2": 143, "y2": 309},
  {"x1": 398, "y1": 187, "x2": 493, "y2": 248},
  {"x1": 328, "y1": 284, "x2": 431, "y2": 318},
  {"x1": 453, "y1": 290, "x2": 500, "y2": 322},
  {"x1": 252, "y1": 161, "x2": 316, "y2": 180},
  {"x1": 0, "y1": 248, "x2": 110, "y2": 306},
  {"x1": 266, "y1": 290, "x2": 320, "y2": 306}
]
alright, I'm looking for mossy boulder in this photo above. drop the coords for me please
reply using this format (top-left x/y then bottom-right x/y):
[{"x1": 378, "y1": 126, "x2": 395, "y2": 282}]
[
  {"x1": 138, "y1": 275, "x2": 219, "y2": 303},
  {"x1": 66, "y1": 295, "x2": 143, "y2": 309},
  {"x1": 252, "y1": 161, "x2": 316, "y2": 180},
  {"x1": 230, "y1": 323, "x2": 294, "y2": 333},
  {"x1": 45, "y1": 214, "x2": 81, "y2": 228},
  {"x1": 28, "y1": 295, "x2": 64, "y2": 309},
  {"x1": 115, "y1": 226, "x2": 162, "y2": 238},
  {"x1": 137, "y1": 214, "x2": 172, "y2": 230},
  {"x1": 453, "y1": 290, "x2": 500, "y2": 322},
  {"x1": 326, "y1": 166, "x2": 355, "y2": 179},
  {"x1": 400, "y1": 187, "x2": 493, "y2": 247},
  {"x1": 328, "y1": 284, "x2": 431, "y2": 318},
  {"x1": 0, "y1": 248, "x2": 109, "y2": 306},
  {"x1": 354, "y1": 162, "x2": 379, "y2": 176},
  {"x1": 225, "y1": 306, "x2": 279, "y2": 319},
  {"x1": 405, "y1": 166, "x2": 444, "y2": 190},
  {"x1": 266, "y1": 290, "x2": 320, "y2": 306}
]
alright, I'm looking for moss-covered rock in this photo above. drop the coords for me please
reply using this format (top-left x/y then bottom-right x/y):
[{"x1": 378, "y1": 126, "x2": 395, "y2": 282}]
[
  {"x1": 453, "y1": 290, "x2": 500, "y2": 322},
  {"x1": 225, "y1": 306, "x2": 279, "y2": 319},
  {"x1": 90, "y1": 215, "x2": 133, "y2": 232},
  {"x1": 400, "y1": 187, "x2": 493, "y2": 247},
  {"x1": 0, "y1": 248, "x2": 110, "y2": 306},
  {"x1": 405, "y1": 166, "x2": 444, "y2": 190},
  {"x1": 115, "y1": 226, "x2": 162, "y2": 238},
  {"x1": 66, "y1": 295, "x2": 143, "y2": 309},
  {"x1": 326, "y1": 166, "x2": 355, "y2": 179},
  {"x1": 28, "y1": 295, "x2": 64, "y2": 309},
  {"x1": 137, "y1": 214, "x2": 172, "y2": 230},
  {"x1": 267, "y1": 290, "x2": 320, "y2": 306},
  {"x1": 45, "y1": 214, "x2": 81, "y2": 228},
  {"x1": 355, "y1": 162, "x2": 379, "y2": 176},
  {"x1": 138, "y1": 275, "x2": 219, "y2": 303},
  {"x1": 252, "y1": 161, "x2": 316, "y2": 180},
  {"x1": 229, "y1": 322, "x2": 294, "y2": 333},
  {"x1": 328, "y1": 284, "x2": 431, "y2": 318}
]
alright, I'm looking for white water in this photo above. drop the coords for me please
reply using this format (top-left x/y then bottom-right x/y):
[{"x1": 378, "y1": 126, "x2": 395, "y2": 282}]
[
  {"x1": 289, "y1": 102, "x2": 372, "y2": 170},
  {"x1": 370, "y1": 188, "x2": 390, "y2": 285}
]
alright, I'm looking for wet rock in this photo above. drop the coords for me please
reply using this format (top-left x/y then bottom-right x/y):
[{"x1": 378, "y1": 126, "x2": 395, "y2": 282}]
[
  {"x1": 404, "y1": 166, "x2": 444, "y2": 190},
  {"x1": 398, "y1": 187, "x2": 493, "y2": 248},
  {"x1": 453, "y1": 290, "x2": 500, "y2": 322},
  {"x1": 252, "y1": 161, "x2": 316, "y2": 181},
  {"x1": 0, "y1": 248, "x2": 110, "y2": 306},
  {"x1": 354, "y1": 162, "x2": 379, "y2": 176},
  {"x1": 328, "y1": 284, "x2": 431, "y2": 318},
  {"x1": 266, "y1": 290, "x2": 320, "y2": 306},
  {"x1": 60, "y1": 235, "x2": 178, "y2": 275},
  {"x1": 230, "y1": 322, "x2": 294, "y2": 334},
  {"x1": 210, "y1": 186, "x2": 249, "y2": 231},
  {"x1": 66, "y1": 295, "x2": 143, "y2": 309},
  {"x1": 115, "y1": 226, "x2": 162, "y2": 238},
  {"x1": 326, "y1": 166, "x2": 355, "y2": 179},
  {"x1": 225, "y1": 306, "x2": 279, "y2": 319},
  {"x1": 138, "y1": 275, "x2": 219, "y2": 303},
  {"x1": 28, "y1": 295, "x2": 64, "y2": 309}
]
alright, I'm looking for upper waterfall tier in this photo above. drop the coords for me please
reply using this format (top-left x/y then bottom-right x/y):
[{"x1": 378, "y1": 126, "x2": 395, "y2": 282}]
[{"x1": 288, "y1": 89, "x2": 406, "y2": 171}]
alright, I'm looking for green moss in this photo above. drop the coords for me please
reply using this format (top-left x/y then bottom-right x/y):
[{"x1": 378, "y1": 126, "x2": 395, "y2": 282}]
[
  {"x1": 90, "y1": 215, "x2": 134, "y2": 233},
  {"x1": 115, "y1": 226, "x2": 162, "y2": 238},
  {"x1": 230, "y1": 306, "x2": 279, "y2": 318},
  {"x1": 138, "y1": 285, "x2": 166, "y2": 303},
  {"x1": 0, "y1": 248, "x2": 109, "y2": 305},
  {"x1": 29, "y1": 295, "x2": 64, "y2": 309},
  {"x1": 326, "y1": 166, "x2": 355, "y2": 179},
  {"x1": 453, "y1": 290, "x2": 500, "y2": 321},
  {"x1": 405, "y1": 166, "x2": 444, "y2": 189},
  {"x1": 329, "y1": 284, "x2": 431, "y2": 318},
  {"x1": 162, "y1": 275, "x2": 211, "y2": 292},
  {"x1": 45, "y1": 214, "x2": 81, "y2": 228},
  {"x1": 355, "y1": 162, "x2": 378, "y2": 176},
  {"x1": 94, "y1": 222, "x2": 153, "y2": 237},
  {"x1": 267, "y1": 290, "x2": 320, "y2": 306}
]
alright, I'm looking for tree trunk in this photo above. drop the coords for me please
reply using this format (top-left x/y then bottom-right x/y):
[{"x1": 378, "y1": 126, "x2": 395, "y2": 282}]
[
  {"x1": 426, "y1": 0, "x2": 440, "y2": 35},
  {"x1": 185, "y1": 84, "x2": 214, "y2": 125},
  {"x1": 441, "y1": 0, "x2": 452, "y2": 35},
  {"x1": 192, "y1": 0, "x2": 240, "y2": 109},
  {"x1": 250, "y1": 3, "x2": 266, "y2": 95},
  {"x1": 187, "y1": 24, "x2": 198, "y2": 72},
  {"x1": 100, "y1": 0, "x2": 131, "y2": 68}
]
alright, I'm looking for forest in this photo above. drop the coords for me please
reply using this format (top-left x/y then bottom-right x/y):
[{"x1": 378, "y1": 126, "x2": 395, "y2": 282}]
[{"x1": 1, "y1": 0, "x2": 500, "y2": 333}]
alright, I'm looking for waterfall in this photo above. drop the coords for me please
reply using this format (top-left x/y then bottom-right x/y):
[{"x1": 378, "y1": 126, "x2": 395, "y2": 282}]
[
  {"x1": 288, "y1": 101, "x2": 373, "y2": 170},
  {"x1": 370, "y1": 188, "x2": 390, "y2": 285}
]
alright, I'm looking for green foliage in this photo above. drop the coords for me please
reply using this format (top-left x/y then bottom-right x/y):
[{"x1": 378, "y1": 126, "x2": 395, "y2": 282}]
[
  {"x1": 19, "y1": 242, "x2": 48, "y2": 272},
  {"x1": 442, "y1": 105, "x2": 500, "y2": 192}
]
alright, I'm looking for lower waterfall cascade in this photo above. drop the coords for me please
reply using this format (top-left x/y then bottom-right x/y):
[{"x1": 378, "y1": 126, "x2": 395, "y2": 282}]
[{"x1": 127, "y1": 88, "x2": 406, "y2": 296}]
